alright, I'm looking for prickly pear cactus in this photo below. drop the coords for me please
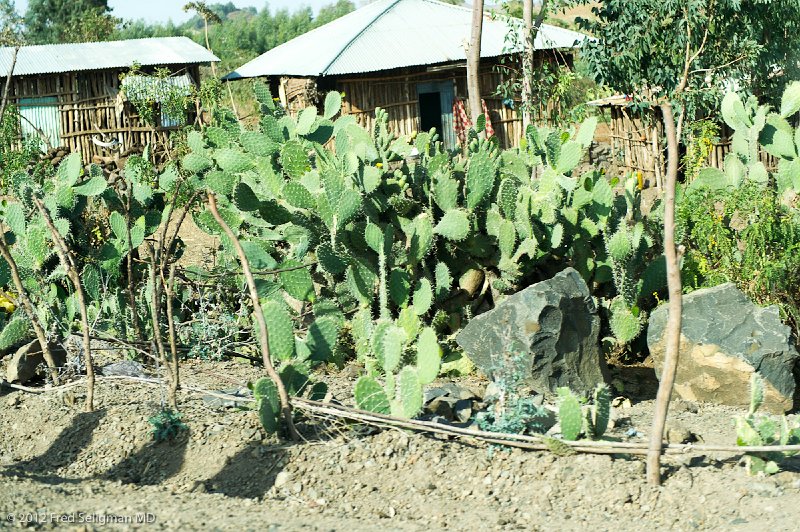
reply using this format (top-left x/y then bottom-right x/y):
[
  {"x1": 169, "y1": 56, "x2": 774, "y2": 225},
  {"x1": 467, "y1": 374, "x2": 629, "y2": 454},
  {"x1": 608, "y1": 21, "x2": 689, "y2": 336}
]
[{"x1": 557, "y1": 387, "x2": 583, "y2": 441}]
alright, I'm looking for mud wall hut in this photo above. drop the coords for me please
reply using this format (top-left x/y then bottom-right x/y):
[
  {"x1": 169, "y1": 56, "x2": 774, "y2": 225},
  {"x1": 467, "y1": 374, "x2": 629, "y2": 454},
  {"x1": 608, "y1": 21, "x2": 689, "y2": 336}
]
[
  {"x1": 224, "y1": 0, "x2": 588, "y2": 150},
  {"x1": 0, "y1": 37, "x2": 219, "y2": 162}
]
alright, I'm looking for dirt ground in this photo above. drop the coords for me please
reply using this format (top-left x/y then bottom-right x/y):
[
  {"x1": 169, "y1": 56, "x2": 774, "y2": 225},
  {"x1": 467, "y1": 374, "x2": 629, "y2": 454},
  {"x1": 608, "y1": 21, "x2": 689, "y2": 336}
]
[{"x1": 1, "y1": 358, "x2": 799, "y2": 531}]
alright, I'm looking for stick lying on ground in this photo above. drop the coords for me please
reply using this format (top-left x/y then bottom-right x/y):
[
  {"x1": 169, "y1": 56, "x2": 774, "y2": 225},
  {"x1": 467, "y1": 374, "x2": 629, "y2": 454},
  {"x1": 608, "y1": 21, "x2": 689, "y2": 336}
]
[{"x1": 5, "y1": 375, "x2": 800, "y2": 458}]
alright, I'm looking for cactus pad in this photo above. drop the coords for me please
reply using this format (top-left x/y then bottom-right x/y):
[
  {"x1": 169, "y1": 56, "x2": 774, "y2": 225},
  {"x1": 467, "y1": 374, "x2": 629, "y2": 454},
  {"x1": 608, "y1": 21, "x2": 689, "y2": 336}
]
[
  {"x1": 354, "y1": 376, "x2": 390, "y2": 414},
  {"x1": 557, "y1": 387, "x2": 583, "y2": 441}
]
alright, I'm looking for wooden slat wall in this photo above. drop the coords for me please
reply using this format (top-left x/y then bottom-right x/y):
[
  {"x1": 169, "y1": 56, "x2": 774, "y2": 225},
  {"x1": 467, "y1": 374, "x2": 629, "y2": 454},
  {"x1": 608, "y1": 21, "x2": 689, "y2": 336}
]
[
  {"x1": 605, "y1": 105, "x2": 779, "y2": 186},
  {"x1": 281, "y1": 57, "x2": 535, "y2": 149},
  {"x1": 1, "y1": 64, "x2": 201, "y2": 162}
]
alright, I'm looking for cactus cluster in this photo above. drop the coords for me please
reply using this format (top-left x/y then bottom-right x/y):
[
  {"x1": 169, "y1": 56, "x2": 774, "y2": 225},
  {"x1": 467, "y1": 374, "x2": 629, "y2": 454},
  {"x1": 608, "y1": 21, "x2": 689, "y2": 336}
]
[
  {"x1": 252, "y1": 364, "x2": 328, "y2": 434},
  {"x1": 556, "y1": 384, "x2": 611, "y2": 441},
  {"x1": 693, "y1": 82, "x2": 800, "y2": 195},
  {"x1": 353, "y1": 324, "x2": 442, "y2": 418},
  {"x1": 163, "y1": 80, "x2": 669, "y2": 419},
  {"x1": 734, "y1": 374, "x2": 800, "y2": 475}
]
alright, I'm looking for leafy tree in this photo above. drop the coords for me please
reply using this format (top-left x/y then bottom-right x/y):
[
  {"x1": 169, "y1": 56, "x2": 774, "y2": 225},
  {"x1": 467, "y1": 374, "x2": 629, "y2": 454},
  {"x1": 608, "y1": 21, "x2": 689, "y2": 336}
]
[
  {"x1": 315, "y1": 0, "x2": 356, "y2": 26},
  {"x1": 576, "y1": 0, "x2": 800, "y2": 114},
  {"x1": 25, "y1": 0, "x2": 121, "y2": 44},
  {"x1": 0, "y1": 0, "x2": 22, "y2": 45}
]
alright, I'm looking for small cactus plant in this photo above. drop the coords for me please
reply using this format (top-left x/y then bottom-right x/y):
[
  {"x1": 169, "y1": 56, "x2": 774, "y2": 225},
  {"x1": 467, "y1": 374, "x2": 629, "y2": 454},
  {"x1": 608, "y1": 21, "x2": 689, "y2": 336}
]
[
  {"x1": 557, "y1": 384, "x2": 612, "y2": 441},
  {"x1": 734, "y1": 373, "x2": 800, "y2": 475}
]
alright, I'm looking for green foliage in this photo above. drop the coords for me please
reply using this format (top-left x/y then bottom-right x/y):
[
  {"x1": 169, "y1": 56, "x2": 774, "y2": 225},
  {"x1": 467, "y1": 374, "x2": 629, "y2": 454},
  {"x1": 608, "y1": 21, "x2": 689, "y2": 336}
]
[
  {"x1": 679, "y1": 175, "x2": 800, "y2": 336},
  {"x1": 148, "y1": 408, "x2": 188, "y2": 442},
  {"x1": 557, "y1": 388, "x2": 583, "y2": 441},
  {"x1": 682, "y1": 121, "x2": 720, "y2": 183},
  {"x1": 734, "y1": 374, "x2": 800, "y2": 475},
  {"x1": 678, "y1": 85, "x2": 800, "y2": 339},
  {"x1": 556, "y1": 384, "x2": 611, "y2": 441},
  {"x1": 0, "y1": 314, "x2": 30, "y2": 351},
  {"x1": 25, "y1": 0, "x2": 121, "y2": 44},
  {"x1": 578, "y1": 0, "x2": 800, "y2": 114},
  {"x1": 120, "y1": 64, "x2": 192, "y2": 127}
]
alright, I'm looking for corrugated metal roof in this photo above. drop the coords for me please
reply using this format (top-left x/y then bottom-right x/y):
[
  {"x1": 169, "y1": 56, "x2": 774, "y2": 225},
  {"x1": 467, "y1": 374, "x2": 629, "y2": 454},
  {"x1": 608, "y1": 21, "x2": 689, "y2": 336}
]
[
  {"x1": 224, "y1": 0, "x2": 589, "y2": 80},
  {"x1": 0, "y1": 37, "x2": 219, "y2": 77}
]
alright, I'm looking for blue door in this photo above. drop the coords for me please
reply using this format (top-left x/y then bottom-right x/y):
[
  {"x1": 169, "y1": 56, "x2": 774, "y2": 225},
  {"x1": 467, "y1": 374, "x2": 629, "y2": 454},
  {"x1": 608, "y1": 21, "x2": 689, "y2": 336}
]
[{"x1": 417, "y1": 81, "x2": 456, "y2": 150}]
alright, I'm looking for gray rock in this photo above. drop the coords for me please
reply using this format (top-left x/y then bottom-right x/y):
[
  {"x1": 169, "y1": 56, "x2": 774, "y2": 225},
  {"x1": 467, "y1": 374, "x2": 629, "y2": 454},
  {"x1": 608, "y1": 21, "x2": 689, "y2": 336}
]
[
  {"x1": 453, "y1": 399, "x2": 473, "y2": 424},
  {"x1": 427, "y1": 396, "x2": 456, "y2": 419},
  {"x1": 202, "y1": 387, "x2": 252, "y2": 409},
  {"x1": 648, "y1": 283, "x2": 800, "y2": 413},
  {"x1": 99, "y1": 361, "x2": 146, "y2": 378},
  {"x1": 456, "y1": 268, "x2": 607, "y2": 395},
  {"x1": 5, "y1": 340, "x2": 67, "y2": 383}
]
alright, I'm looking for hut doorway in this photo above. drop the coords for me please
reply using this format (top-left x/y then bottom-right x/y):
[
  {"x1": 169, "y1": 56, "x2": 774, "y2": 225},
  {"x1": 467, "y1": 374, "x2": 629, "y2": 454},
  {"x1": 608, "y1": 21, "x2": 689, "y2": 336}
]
[
  {"x1": 19, "y1": 97, "x2": 61, "y2": 151},
  {"x1": 417, "y1": 81, "x2": 456, "y2": 149}
]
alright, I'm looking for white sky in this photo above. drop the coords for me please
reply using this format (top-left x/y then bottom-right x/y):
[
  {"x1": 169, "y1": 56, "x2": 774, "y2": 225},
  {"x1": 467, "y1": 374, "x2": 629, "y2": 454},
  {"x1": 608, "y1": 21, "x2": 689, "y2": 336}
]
[{"x1": 13, "y1": 0, "x2": 345, "y2": 24}]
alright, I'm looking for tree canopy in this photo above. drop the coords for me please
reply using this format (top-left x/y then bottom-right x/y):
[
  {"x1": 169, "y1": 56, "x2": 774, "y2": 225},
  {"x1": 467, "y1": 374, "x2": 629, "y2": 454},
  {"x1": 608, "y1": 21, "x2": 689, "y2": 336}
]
[
  {"x1": 576, "y1": 0, "x2": 800, "y2": 111},
  {"x1": 24, "y1": 0, "x2": 120, "y2": 44}
]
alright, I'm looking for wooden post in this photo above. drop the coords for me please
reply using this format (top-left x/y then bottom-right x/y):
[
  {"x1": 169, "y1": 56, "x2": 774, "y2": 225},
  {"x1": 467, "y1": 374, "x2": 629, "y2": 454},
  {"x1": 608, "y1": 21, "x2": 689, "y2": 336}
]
[
  {"x1": 466, "y1": 0, "x2": 484, "y2": 125},
  {"x1": 646, "y1": 102, "x2": 683, "y2": 485}
]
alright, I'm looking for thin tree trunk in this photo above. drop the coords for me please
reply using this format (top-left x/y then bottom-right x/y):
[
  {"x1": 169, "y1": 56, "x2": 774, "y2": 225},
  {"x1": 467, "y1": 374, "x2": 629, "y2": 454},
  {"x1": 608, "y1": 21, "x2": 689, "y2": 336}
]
[
  {"x1": 34, "y1": 198, "x2": 95, "y2": 410},
  {"x1": 521, "y1": 0, "x2": 549, "y2": 132},
  {"x1": 646, "y1": 102, "x2": 683, "y2": 485},
  {"x1": 207, "y1": 193, "x2": 300, "y2": 441},
  {"x1": 124, "y1": 189, "x2": 143, "y2": 342},
  {"x1": 466, "y1": 0, "x2": 485, "y2": 125},
  {"x1": 145, "y1": 243, "x2": 169, "y2": 384},
  {"x1": 164, "y1": 264, "x2": 180, "y2": 410},
  {"x1": 522, "y1": 0, "x2": 533, "y2": 132},
  {"x1": 204, "y1": 21, "x2": 217, "y2": 77},
  {"x1": 0, "y1": 46, "x2": 18, "y2": 122}
]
